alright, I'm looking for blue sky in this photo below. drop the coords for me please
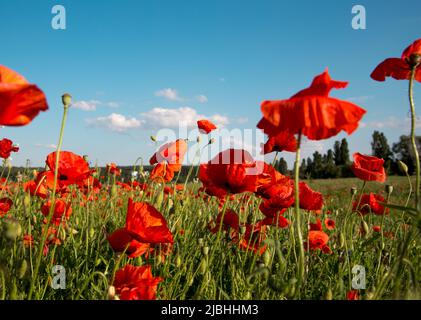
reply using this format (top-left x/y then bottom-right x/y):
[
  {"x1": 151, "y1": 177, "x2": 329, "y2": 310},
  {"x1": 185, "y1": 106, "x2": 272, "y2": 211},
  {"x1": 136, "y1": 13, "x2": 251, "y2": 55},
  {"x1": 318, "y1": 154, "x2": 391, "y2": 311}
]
[{"x1": 1, "y1": 0, "x2": 420, "y2": 168}]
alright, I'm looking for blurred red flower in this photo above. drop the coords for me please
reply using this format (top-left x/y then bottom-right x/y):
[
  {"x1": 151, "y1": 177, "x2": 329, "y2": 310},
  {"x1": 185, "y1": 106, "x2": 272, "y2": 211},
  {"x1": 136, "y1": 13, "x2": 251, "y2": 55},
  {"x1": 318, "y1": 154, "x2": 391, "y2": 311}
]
[
  {"x1": 324, "y1": 218, "x2": 335, "y2": 230},
  {"x1": 114, "y1": 264, "x2": 163, "y2": 300},
  {"x1": 353, "y1": 193, "x2": 389, "y2": 215},
  {"x1": 209, "y1": 209, "x2": 240, "y2": 234},
  {"x1": 305, "y1": 230, "x2": 331, "y2": 253},
  {"x1": 106, "y1": 163, "x2": 121, "y2": 176},
  {"x1": 150, "y1": 139, "x2": 187, "y2": 183},
  {"x1": 371, "y1": 38, "x2": 421, "y2": 82},
  {"x1": 197, "y1": 119, "x2": 217, "y2": 134},
  {"x1": 257, "y1": 69, "x2": 366, "y2": 140},
  {"x1": 0, "y1": 138, "x2": 19, "y2": 159},
  {"x1": 0, "y1": 65, "x2": 49, "y2": 126},
  {"x1": 351, "y1": 153, "x2": 386, "y2": 183},
  {"x1": 0, "y1": 198, "x2": 13, "y2": 217},
  {"x1": 309, "y1": 218, "x2": 322, "y2": 231},
  {"x1": 347, "y1": 290, "x2": 359, "y2": 300},
  {"x1": 41, "y1": 199, "x2": 72, "y2": 225}
]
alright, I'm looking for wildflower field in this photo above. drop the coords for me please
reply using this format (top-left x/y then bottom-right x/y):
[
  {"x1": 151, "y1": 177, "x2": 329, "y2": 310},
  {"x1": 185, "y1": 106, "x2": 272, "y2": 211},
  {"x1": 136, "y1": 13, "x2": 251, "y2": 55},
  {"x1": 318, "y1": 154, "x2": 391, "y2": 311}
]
[{"x1": 0, "y1": 32, "x2": 421, "y2": 301}]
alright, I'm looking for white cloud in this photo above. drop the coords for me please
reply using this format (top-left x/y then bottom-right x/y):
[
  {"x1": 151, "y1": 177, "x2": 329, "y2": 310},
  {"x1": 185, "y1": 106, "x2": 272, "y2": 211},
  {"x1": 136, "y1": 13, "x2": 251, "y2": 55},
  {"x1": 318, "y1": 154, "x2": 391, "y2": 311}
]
[
  {"x1": 155, "y1": 88, "x2": 183, "y2": 101},
  {"x1": 72, "y1": 100, "x2": 120, "y2": 111},
  {"x1": 72, "y1": 100, "x2": 101, "y2": 111},
  {"x1": 141, "y1": 107, "x2": 229, "y2": 129},
  {"x1": 196, "y1": 95, "x2": 208, "y2": 103},
  {"x1": 360, "y1": 116, "x2": 421, "y2": 129},
  {"x1": 35, "y1": 143, "x2": 57, "y2": 149},
  {"x1": 86, "y1": 113, "x2": 142, "y2": 132}
]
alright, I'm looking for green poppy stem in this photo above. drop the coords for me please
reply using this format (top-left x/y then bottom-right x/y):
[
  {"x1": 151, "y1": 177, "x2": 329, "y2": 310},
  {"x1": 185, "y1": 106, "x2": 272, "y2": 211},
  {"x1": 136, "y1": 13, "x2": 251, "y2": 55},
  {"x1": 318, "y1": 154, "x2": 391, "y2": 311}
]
[
  {"x1": 409, "y1": 67, "x2": 420, "y2": 212},
  {"x1": 28, "y1": 96, "x2": 70, "y2": 300},
  {"x1": 294, "y1": 131, "x2": 305, "y2": 296}
]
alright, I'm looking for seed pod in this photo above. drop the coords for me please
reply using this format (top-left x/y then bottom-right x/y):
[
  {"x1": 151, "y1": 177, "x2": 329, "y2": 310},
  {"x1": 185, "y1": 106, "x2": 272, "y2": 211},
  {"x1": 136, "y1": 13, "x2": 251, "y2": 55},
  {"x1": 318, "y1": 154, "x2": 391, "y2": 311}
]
[
  {"x1": 155, "y1": 191, "x2": 164, "y2": 208},
  {"x1": 5, "y1": 220, "x2": 22, "y2": 241},
  {"x1": 23, "y1": 193, "x2": 31, "y2": 211},
  {"x1": 350, "y1": 187, "x2": 357, "y2": 196},
  {"x1": 361, "y1": 220, "x2": 370, "y2": 236},
  {"x1": 108, "y1": 286, "x2": 116, "y2": 300},
  {"x1": 325, "y1": 288, "x2": 333, "y2": 300},
  {"x1": 17, "y1": 260, "x2": 28, "y2": 279},
  {"x1": 202, "y1": 246, "x2": 209, "y2": 256},
  {"x1": 110, "y1": 185, "x2": 117, "y2": 197},
  {"x1": 398, "y1": 161, "x2": 408, "y2": 174},
  {"x1": 385, "y1": 184, "x2": 393, "y2": 195},
  {"x1": 62, "y1": 93, "x2": 72, "y2": 106},
  {"x1": 198, "y1": 238, "x2": 204, "y2": 247},
  {"x1": 263, "y1": 250, "x2": 272, "y2": 266},
  {"x1": 175, "y1": 255, "x2": 182, "y2": 268},
  {"x1": 89, "y1": 227, "x2": 95, "y2": 239},
  {"x1": 150, "y1": 135, "x2": 157, "y2": 142},
  {"x1": 199, "y1": 259, "x2": 207, "y2": 275}
]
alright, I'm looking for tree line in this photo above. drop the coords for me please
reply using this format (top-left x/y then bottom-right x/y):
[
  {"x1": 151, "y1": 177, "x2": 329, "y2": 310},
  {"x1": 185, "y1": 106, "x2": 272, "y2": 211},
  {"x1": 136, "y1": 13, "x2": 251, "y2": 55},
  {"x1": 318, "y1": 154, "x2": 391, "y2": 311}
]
[{"x1": 273, "y1": 131, "x2": 420, "y2": 179}]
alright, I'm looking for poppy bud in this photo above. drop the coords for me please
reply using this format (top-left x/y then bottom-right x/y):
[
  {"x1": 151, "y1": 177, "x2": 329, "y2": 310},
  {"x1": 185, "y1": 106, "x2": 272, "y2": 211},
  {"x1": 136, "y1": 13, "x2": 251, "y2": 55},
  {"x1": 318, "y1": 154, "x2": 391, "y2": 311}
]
[
  {"x1": 110, "y1": 185, "x2": 117, "y2": 197},
  {"x1": 408, "y1": 54, "x2": 421, "y2": 68},
  {"x1": 338, "y1": 232, "x2": 345, "y2": 249},
  {"x1": 5, "y1": 219, "x2": 22, "y2": 240},
  {"x1": 198, "y1": 238, "x2": 204, "y2": 247},
  {"x1": 398, "y1": 161, "x2": 408, "y2": 174},
  {"x1": 244, "y1": 291, "x2": 252, "y2": 300},
  {"x1": 62, "y1": 93, "x2": 72, "y2": 106},
  {"x1": 361, "y1": 220, "x2": 370, "y2": 236},
  {"x1": 240, "y1": 226, "x2": 247, "y2": 235},
  {"x1": 350, "y1": 187, "x2": 357, "y2": 196},
  {"x1": 150, "y1": 135, "x2": 157, "y2": 142},
  {"x1": 155, "y1": 191, "x2": 164, "y2": 208},
  {"x1": 108, "y1": 286, "x2": 116, "y2": 300},
  {"x1": 202, "y1": 246, "x2": 209, "y2": 256},
  {"x1": 385, "y1": 184, "x2": 393, "y2": 195},
  {"x1": 263, "y1": 250, "x2": 272, "y2": 266},
  {"x1": 89, "y1": 227, "x2": 95, "y2": 239},
  {"x1": 175, "y1": 254, "x2": 182, "y2": 268},
  {"x1": 23, "y1": 193, "x2": 31, "y2": 211},
  {"x1": 208, "y1": 138, "x2": 215, "y2": 145},
  {"x1": 325, "y1": 288, "x2": 333, "y2": 300},
  {"x1": 199, "y1": 258, "x2": 207, "y2": 275},
  {"x1": 83, "y1": 155, "x2": 89, "y2": 162},
  {"x1": 17, "y1": 260, "x2": 28, "y2": 279},
  {"x1": 196, "y1": 135, "x2": 201, "y2": 143},
  {"x1": 59, "y1": 227, "x2": 67, "y2": 241}
]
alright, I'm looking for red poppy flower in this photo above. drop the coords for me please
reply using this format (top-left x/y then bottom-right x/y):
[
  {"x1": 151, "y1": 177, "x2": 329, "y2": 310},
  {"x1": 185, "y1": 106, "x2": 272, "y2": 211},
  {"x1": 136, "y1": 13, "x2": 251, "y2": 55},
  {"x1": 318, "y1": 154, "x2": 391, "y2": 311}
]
[
  {"x1": 238, "y1": 224, "x2": 267, "y2": 255},
  {"x1": 0, "y1": 65, "x2": 49, "y2": 126},
  {"x1": 199, "y1": 149, "x2": 260, "y2": 198},
  {"x1": 209, "y1": 209, "x2": 240, "y2": 234},
  {"x1": 255, "y1": 161, "x2": 290, "y2": 197},
  {"x1": 371, "y1": 38, "x2": 421, "y2": 82},
  {"x1": 257, "y1": 69, "x2": 366, "y2": 140},
  {"x1": 107, "y1": 199, "x2": 173, "y2": 258},
  {"x1": 41, "y1": 199, "x2": 72, "y2": 225},
  {"x1": 347, "y1": 290, "x2": 359, "y2": 301},
  {"x1": 0, "y1": 198, "x2": 13, "y2": 217},
  {"x1": 351, "y1": 153, "x2": 386, "y2": 183},
  {"x1": 149, "y1": 139, "x2": 187, "y2": 182},
  {"x1": 106, "y1": 163, "x2": 121, "y2": 176},
  {"x1": 324, "y1": 218, "x2": 335, "y2": 230},
  {"x1": 197, "y1": 119, "x2": 217, "y2": 134},
  {"x1": 262, "y1": 131, "x2": 297, "y2": 154},
  {"x1": 258, "y1": 214, "x2": 290, "y2": 229},
  {"x1": 305, "y1": 230, "x2": 330, "y2": 253},
  {"x1": 46, "y1": 151, "x2": 92, "y2": 186},
  {"x1": 299, "y1": 182, "x2": 323, "y2": 211},
  {"x1": 353, "y1": 193, "x2": 389, "y2": 215},
  {"x1": 373, "y1": 225, "x2": 381, "y2": 233},
  {"x1": 309, "y1": 218, "x2": 322, "y2": 231},
  {"x1": 23, "y1": 180, "x2": 48, "y2": 199},
  {"x1": 0, "y1": 138, "x2": 19, "y2": 159},
  {"x1": 114, "y1": 264, "x2": 163, "y2": 300}
]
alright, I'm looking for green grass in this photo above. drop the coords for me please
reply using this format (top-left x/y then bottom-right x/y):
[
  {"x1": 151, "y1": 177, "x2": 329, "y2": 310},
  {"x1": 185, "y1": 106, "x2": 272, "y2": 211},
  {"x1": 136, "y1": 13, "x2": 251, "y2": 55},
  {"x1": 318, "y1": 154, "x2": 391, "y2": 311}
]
[{"x1": 0, "y1": 175, "x2": 420, "y2": 300}]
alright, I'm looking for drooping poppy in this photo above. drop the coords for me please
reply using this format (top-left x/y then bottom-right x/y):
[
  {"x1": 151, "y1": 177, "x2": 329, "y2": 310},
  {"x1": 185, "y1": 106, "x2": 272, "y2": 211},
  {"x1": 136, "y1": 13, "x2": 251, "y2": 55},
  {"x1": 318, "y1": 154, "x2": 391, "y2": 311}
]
[
  {"x1": 353, "y1": 193, "x2": 389, "y2": 215},
  {"x1": 262, "y1": 131, "x2": 297, "y2": 154},
  {"x1": 309, "y1": 218, "x2": 323, "y2": 231},
  {"x1": 199, "y1": 149, "x2": 260, "y2": 198},
  {"x1": 257, "y1": 69, "x2": 366, "y2": 140},
  {"x1": 238, "y1": 223, "x2": 267, "y2": 255},
  {"x1": 0, "y1": 65, "x2": 49, "y2": 126},
  {"x1": 113, "y1": 264, "x2": 163, "y2": 300},
  {"x1": 107, "y1": 199, "x2": 173, "y2": 258},
  {"x1": 351, "y1": 153, "x2": 386, "y2": 183},
  {"x1": 371, "y1": 38, "x2": 421, "y2": 82},
  {"x1": 299, "y1": 182, "x2": 323, "y2": 211},
  {"x1": 0, "y1": 198, "x2": 13, "y2": 217},
  {"x1": 209, "y1": 209, "x2": 240, "y2": 234},
  {"x1": 0, "y1": 138, "x2": 19, "y2": 159},
  {"x1": 197, "y1": 119, "x2": 217, "y2": 134}
]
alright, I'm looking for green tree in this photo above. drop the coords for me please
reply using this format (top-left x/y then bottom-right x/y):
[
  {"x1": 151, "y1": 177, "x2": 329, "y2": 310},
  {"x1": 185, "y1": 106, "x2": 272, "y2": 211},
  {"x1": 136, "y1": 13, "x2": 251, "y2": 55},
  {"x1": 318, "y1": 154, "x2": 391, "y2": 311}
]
[
  {"x1": 393, "y1": 135, "x2": 415, "y2": 174},
  {"x1": 371, "y1": 131, "x2": 393, "y2": 173},
  {"x1": 312, "y1": 151, "x2": 323, "y2": 178},
  {"x1": 277, "y1": 157, "x2": 288, "y2": 175},
  {"x1": 325, "y1": 149, "x2": 338, "y2": 178},
  {"x1": 339, "y1": 138, "x2": 350, "y2": 165},
  {"x1": 333, "y1": 140, "x2": 342, "y2": 165}
]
